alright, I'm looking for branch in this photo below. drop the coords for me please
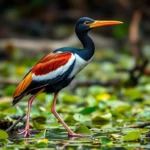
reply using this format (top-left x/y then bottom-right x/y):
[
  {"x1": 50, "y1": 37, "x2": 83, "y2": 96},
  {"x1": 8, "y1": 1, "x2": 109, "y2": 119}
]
[
  {"x1": 127, "y1": 122, "x2": 150, "y2": 128},
  {"x1": 5, "y1": 114, "x2": 26, "y2": 132}
]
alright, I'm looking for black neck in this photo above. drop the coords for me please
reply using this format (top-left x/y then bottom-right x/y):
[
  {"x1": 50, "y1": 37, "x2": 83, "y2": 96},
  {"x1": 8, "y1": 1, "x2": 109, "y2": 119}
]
[{"x1": 76, "y1": 31, "x2": 95, "y2": 61}]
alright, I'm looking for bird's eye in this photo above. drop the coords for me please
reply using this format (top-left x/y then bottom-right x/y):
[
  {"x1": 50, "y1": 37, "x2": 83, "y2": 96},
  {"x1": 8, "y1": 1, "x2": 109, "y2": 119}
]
[{"x1": 84, "y1": 21, "x2": 91, "y2": 26}]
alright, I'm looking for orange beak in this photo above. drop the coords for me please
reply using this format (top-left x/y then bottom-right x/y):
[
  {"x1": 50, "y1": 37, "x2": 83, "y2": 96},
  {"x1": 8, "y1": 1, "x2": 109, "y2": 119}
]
[{"x1": 90, "y1": 20, "x2": 123, "y2": 28}]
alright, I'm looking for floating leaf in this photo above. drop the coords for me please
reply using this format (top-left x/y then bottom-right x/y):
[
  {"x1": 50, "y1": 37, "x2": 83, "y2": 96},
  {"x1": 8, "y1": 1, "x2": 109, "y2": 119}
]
[
  {"x1": 88, "y1": 86, "x2": 107, "y2": 96},
  {"x1": 0, "y1": 130, "x2": 8, "y2": 140},
  {"x1": 74, "y1": 124, "x2": 92, "y2": 135},
  {"x1": 64, "y1": 115, "x2": 77, "y2": 123},
  {"x1": 108, "y1": 134, "x2": 123, "y2": 139},
  {"x1": 35, "y1": 130, "x2": 46, "y2": 139},
  {"x1": 101, "y1": 137, "x2": 112, "y2": 144},
  {"x1": 60, "y1": 93, "x2": 79, "y2": 103},
  {"x1": 123, "y1": 88, "x2": 142, "y2": 100},
  {"x1": 73, "y1": 113, "x2": 89, "y2": 122},
  {"x1": 92, "y1": 113, "x2": 112, "y2": 124},
  {"x1": 33, "y1": 120, "x2": 45, "y2": 130},
  {"x1": 98, "y1": 101, "x2": 107, "y2": 111},
  {"x1": 110, "y1": 101, "x2": 131, "y2": 113},
  {"x1": 114, "y1": 104, "x2": 130, "y2": 113},
  {"x1": 33, "y1": 116, "x2": 46, "y2": 124},
  {"x1": 79, "y1": 106, "x2": 96, "y2": 114},
  {"x1": 36, "y1": 138, "x2": 49, "y2": 148},
  {"x1": 123, "y1": 130, "x2": 141, "y2": 141}
]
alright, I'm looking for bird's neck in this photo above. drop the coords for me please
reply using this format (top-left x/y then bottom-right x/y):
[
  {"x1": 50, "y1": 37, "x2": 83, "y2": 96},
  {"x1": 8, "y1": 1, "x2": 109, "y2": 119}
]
[{"x1": 76, "y1": 31, "x2": 95, "y2": 60}]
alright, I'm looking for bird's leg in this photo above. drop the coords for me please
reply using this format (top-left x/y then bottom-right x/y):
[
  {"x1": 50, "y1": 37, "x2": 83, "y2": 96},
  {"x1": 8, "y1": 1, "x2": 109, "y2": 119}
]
[
  {"x1": 51, "y1": 93, "x2": 90, "y2": 137},
  {"x1": 19, "y1": 88, "x2": 45, "y2": 137},
  {"x1": 18, "y1": 96, "x2": 35, "y2": 137}
]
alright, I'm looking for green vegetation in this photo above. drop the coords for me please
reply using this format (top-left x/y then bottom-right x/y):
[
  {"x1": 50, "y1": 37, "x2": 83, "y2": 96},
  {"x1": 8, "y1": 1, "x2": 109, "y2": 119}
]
[{"x1": 0, "y1": 49, "x2": 150, "y2": 149}]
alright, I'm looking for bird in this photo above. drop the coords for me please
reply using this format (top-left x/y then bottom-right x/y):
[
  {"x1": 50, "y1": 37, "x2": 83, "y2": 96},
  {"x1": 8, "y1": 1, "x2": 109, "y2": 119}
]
[{"x1": 12, "y1": 17, "x2": 122, "y2": 137}]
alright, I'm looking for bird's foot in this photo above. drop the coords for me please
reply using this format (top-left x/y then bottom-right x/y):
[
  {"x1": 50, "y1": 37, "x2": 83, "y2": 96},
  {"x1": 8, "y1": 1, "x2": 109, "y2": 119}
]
[
  {"x1": 68, "y1": 132, "x2": 90, "y2": 138},
  {"x1": 18, "y1": 128, "x2": 30, "y2": 137}
]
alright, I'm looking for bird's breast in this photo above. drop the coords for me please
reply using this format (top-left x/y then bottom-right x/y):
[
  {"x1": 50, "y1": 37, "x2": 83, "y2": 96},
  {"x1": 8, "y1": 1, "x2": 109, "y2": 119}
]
[{"x1": 68, "y1": 54, "x2": 92, "y2": 78}]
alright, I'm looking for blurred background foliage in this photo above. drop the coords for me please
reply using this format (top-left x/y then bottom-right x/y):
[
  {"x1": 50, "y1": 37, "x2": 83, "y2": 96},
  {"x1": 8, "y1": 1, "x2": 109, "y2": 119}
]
[{"x1": 0, "y1": 0, "x2": 150, "y2": 149}]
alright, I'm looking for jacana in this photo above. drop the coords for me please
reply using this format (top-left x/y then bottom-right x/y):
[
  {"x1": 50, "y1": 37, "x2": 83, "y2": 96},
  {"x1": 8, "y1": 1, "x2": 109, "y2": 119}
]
[{"x1": 13, "y1": 17, "x2": 122, "y2": 137}]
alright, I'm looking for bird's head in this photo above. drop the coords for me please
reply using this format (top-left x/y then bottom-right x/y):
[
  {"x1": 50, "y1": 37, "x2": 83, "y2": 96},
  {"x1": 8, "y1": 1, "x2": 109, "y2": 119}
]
[{"x1": 75, "y1": 17, "x2": 123, "y2": 33}]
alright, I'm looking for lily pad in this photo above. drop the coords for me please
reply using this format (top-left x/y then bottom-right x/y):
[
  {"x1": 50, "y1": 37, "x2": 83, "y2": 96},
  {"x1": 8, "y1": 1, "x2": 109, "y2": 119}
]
[
  {"x1": 123, "y1": 130, "x2": 141, "y2": 141},
  {"x1": 60, "y1": 93, "x2": 79, "y2": 103},
  {"x1": 79, "y1": 106, "x2": 97, "y2": 114},
  {"x1": 101, "y1": 137, "x2": 112, "y2": 144},
  {"x1": 92, "y1": 113, "x2": 112, "y2": 124},
  {"x1": 64, "y1": 115, "x2": 77, "y2": 123},
  {"x1": 0, "y1": 130, "x2": 8, "y2": 140},
  {"x1": 123, "y1": 88, "x2": 142, "y2": 100},
  {"x1": 36, "y1": 139, "x2": 49, "y2": 148},
  {"x1": 74, "y1": 124, "x2": 92, "y2": 135},
  {"x1": 35, "y1": 130, "x2": 46, "y2": 139},
  {"x1": 33, "y1": 116, "x2": 46, "y2": 124},
  {"x1": 73, "y1": 113, "x2": 90, "y2": 122},
  {"x1": 33, "y1": 120, "x2": 45, "y2": 130}
]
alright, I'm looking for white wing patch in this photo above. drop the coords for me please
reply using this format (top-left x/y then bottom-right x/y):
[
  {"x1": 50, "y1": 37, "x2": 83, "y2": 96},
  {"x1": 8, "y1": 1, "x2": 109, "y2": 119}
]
[
  {"x1": 68, "y1": 54, "x2": 92, "y2": 78},
  {"x1": 32, "y1": 54, "x2": 75, "y2": 81}
]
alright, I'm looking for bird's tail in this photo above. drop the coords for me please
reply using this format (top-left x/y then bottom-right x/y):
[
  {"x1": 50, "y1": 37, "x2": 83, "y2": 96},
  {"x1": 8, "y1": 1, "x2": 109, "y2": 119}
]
[{"x1": 12, "y1": 94, "x2": 25, "y2": 106}]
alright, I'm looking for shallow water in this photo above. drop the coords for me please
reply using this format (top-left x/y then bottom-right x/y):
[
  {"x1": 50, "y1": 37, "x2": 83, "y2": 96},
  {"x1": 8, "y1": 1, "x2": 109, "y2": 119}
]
[{"x1": 5, "y1": 122, "x2": 150, "y2": 150}]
